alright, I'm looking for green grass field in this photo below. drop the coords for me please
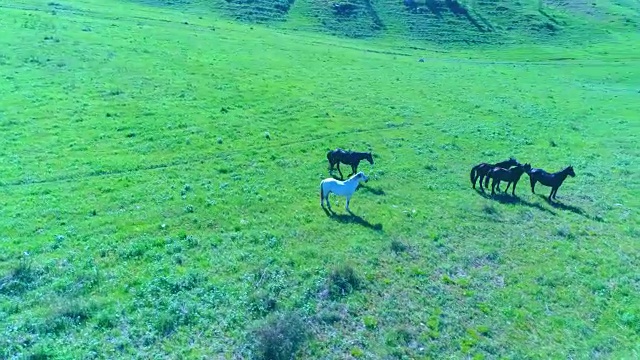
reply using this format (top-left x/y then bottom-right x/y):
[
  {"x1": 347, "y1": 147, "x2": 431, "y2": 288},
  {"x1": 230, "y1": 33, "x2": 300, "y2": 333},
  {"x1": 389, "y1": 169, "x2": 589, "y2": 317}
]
[{"x1": 1, "y1": 0, "x2": 639, "y2": 358}]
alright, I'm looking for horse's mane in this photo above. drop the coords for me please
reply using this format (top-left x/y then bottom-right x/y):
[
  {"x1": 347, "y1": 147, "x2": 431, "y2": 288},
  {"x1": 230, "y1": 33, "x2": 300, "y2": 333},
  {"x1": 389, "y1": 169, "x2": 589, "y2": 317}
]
[{"x1": 332, "y1": 148, "x2": 370, "y2": 155}]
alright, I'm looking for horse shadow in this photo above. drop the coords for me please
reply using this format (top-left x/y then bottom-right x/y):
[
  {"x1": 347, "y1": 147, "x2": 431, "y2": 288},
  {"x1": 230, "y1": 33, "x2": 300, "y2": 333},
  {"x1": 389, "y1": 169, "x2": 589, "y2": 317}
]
[
  {"x1": 322, "y1": 206, "x2": 383, "y2": 232},
  {"x1": 358, "y1": 184, "x2": 385, "y2": 196},
  {"x1": 538, "y1": 195, "x2": 588, "y2": 217},
  {"x1": 476, "y1": 189, "x2": 556, "y2": 215}
]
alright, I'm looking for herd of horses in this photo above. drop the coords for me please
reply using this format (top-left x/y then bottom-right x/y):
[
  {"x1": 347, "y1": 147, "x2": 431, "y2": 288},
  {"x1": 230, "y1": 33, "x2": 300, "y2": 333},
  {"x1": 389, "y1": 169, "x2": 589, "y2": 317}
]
[
  {"x1": 320, "y1": 148, "x2": 576, "y2": 212},
  {"x1": 470, "y1": 157, "x2": 576, "y2": 201}
]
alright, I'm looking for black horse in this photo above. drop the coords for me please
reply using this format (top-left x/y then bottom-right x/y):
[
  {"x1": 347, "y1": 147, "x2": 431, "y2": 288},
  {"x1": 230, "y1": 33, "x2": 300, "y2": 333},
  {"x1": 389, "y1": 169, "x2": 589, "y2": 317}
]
[
  {"x1": 470, "y1": 157, "x2": 520, "y2": 192},
  {"x1": 327, "y1": 148, "x2": 373, "y2": 180},
  {"x1": 528, "y1": 165, "x2": 576, "y2": 201},
  {"x1": 485, "y1": 163, "x2": 531, "y2": 196}
]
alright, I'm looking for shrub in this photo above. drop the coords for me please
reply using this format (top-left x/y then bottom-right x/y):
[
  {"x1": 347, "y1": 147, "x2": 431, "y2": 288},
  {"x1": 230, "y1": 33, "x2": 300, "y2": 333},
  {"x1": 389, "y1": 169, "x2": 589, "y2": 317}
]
[
  {"x1": 328, "y1": 263, "x2": 361, "y2": 298},
  {"x1": 252, "y1": 311, "x2": 310, "y2": 360}
]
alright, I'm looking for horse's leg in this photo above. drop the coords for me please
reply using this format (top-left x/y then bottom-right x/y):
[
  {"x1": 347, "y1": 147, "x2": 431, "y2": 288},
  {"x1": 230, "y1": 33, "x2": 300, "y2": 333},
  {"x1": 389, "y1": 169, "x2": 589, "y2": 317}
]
[
  {"x1": 548, "y1": 188, "x2": 554, "y2": 202},
  {"x1": 491, "y1": 178, "x2": 496, "y2": 195},
  {"x1": 504, "y1": 181, "x2": 511, "y2": 193},
  {"x1": 512, "y1": 180, "x2": 518, "y2": 196},
  {"x1": 478, "y1": 174, "x2": 485, "y2": 191},
  {"x1": 530, "y1": 177, "x2": 536, "y2": 194},
  {"x1": 322, "y1": 189, "x2": 330, "y2": 208},
  {"x1": 553, "y1": 185, "x2": 559, "y2": 199},
  {"x1": 336, "y1": 163, "x2": 344, "y2": 179},
  {"x1": 496, "y1": 180, "x2": 502, "y2": 192},
  {"x1": 471, "y1": 168, "x2": 477, "y2": 188},
  {"x1": 345, "y1": 195, "x2": 351, "y2": 212}
]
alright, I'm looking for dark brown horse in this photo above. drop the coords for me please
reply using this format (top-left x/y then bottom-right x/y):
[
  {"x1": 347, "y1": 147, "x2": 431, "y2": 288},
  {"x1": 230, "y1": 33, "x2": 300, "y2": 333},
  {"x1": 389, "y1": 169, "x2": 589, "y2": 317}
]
[
  {"x1": 470, "y1": 157, "x2": 520, "y2": 192},
  {"x1": 529, "y1": 165, "x2": 576, "y2": 201},
  {"x1": 486, "y1": 163, "x2": 531, "y2": 196},
  {"x1": 327, "y1": 148, "x2": 374, "y2": 180}
]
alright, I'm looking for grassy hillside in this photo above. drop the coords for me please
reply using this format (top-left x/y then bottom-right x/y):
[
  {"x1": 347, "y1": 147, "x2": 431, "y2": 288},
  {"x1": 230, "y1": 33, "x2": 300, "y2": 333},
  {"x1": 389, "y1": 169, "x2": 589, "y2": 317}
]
[
  {"x1": 1, "y1": 0, "x2": 639, "y2": 358},
  {"x1": 132, "y1": 0, "x2": 639, "y2": 44}
]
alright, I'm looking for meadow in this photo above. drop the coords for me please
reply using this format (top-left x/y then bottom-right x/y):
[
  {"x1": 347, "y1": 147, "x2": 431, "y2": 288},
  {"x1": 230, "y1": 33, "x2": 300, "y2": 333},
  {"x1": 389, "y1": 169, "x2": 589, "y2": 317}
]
[{"x1": 1, "y1": 0, "x2": 639, "y2": 358}]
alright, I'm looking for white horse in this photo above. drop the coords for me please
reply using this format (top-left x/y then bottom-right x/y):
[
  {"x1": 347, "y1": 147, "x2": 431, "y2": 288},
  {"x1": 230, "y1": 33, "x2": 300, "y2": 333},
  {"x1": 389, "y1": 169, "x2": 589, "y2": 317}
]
[{"x1": 320, "y1": 171, "x2": 369, "y2": 212}]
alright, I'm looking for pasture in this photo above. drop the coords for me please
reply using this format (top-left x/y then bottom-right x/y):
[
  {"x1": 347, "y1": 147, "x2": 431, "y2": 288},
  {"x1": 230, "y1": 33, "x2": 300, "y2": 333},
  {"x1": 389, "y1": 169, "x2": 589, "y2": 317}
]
[{"x1": 1, "y1": 0, "x2": 639, "y2": 358}]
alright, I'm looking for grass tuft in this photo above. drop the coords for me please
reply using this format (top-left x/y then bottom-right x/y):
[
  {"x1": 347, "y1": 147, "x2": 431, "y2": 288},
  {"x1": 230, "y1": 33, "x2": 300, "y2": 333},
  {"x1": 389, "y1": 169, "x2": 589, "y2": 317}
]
[
  {"x1": 0, "y1": 256, "x2": 39, "y2": 296},
  {"x1": 249, "y1": 289, "x2": 278, "y2": 316},
  {"x1": 482, "y1": 203, "x2": 500, "y2": 217},
  {"x1": 390, "y1": 239, "x2": 409, "y2": 253},
  {"x1": 27, "y1": 351, "x2": 53, "y2": 360},
  {"x1": 45, "y1": 299, "x2": 96, "y2": 333},
  {"x1": 556, "y1": 225, "x2": 575, "y2": 239},
  {"x1": 154, "y1": 312, "x2": 178, "y2": 336}
]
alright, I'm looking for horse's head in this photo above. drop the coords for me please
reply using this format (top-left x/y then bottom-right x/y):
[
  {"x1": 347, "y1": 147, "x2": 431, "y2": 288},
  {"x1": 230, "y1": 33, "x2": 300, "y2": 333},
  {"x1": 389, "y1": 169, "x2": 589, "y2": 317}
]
[
  {"x1": 508, "y1": 157, "x2": 520, "y2": 167},
  {"x1": 357, "y1": 172, "x2": 369, "y2": 183},
  {"x1": 566, "y1": 165, "x2": 575, "y2": 177},
  {"x1": 366, "y1": 152, "x2": 374, "y2": 165},
  {"x1": 523, "y1": 163, "x2": 532, "y2": 173}
]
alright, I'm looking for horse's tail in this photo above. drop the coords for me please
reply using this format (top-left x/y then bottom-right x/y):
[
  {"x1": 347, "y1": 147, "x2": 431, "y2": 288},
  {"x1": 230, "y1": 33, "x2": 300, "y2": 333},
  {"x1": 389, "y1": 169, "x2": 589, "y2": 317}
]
[
  {"x1": 470, "y1": 165, "x2": 478, "y2": 186},
  {"x1": 320, "y1": 181, "x2": 324, "y2": 202}
]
